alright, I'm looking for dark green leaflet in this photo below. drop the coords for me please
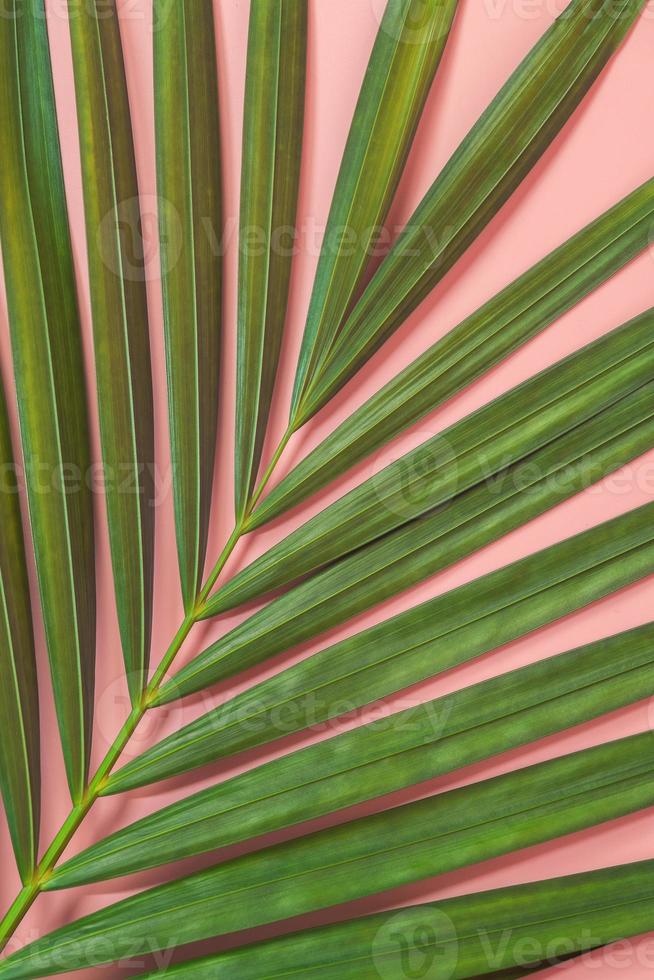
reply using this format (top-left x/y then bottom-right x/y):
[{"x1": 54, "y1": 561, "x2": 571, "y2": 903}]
[
  {"x1": 155, "y1": 0, "x2": 222, "y2": 610},
  {"x1": 137, "y1": 860, "x2": 654, "y2": 979},
  {"x1": 213, "y1": 311, "x2": 654, "y2": 616},
  {"x1": 0, "y1": 0, "x2": 95, "y2": 802},
  {"x1": 6, "y1": 734, "x2": 654, "y2": 977},
  {"x1": 291, "y1": 0, "x2": 460, "y2": 412},
  {"x1": 235, "y1": 0, "x2": 308, "y2": 519},
  {"x1": 251, "y1": 176, "x2": 654, "y2": 530},
  {"x1": 292, "y1": 0, "x2": 647, "y2": 425},
  {"x1": 51, "y1": 623, "x2": 654, "y2": 882},
  {"x1": 0, "y1": 381, "x2": 39, "y2": 883},
  {"x1": 146, "y1": 501, "x2": 654, "y2": 752},
  {"x1": 69, "y1": 0, "x2": 154, "y2": 703}
]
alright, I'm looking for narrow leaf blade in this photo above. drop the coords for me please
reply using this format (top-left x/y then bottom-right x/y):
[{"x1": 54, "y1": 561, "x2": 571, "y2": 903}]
[
  {"x1": 251, "y1": 177, "x2": 654, "y2": 528},
  {"x1": 235, "y1": 0, "x2": 308, "y2": 518},
  {"x1": 0, "y1": 381, "x2": 40, "y2": 882},
  {"x1": 156, "y1": 0, "x2": 222, "y2": 610},
  {"x1": 0, "y1": 0, "x2": 95, "y2": 801},
  {"x1": 294, "y1": 0, "x2": 647, "y2": 424},
  {"x1": 53, "y1": 623, "x2": 654, "y2": 884},
  {"x1": 291, "y1": 0, "x2": 460, "y2": 412},
  {"x1": 69, "y1": 0, "x2": 155, "y2": 702}
]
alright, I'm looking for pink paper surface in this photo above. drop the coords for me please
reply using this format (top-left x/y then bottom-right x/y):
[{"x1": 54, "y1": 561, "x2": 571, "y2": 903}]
[{"x1": 1, "y1": 0, "x2": 653, "y2": 976}]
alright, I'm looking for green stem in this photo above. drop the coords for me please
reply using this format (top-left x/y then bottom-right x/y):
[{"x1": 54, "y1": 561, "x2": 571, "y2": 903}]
[
  {"x1": 0, "y1": 438, "x2": 292, "y2": 956},
  {"x1": 243, "y1": 425, "x2": 294, "y2": 522},
  {"x1": 0, "y1": 619, "x2": 189, "y2": 954}
]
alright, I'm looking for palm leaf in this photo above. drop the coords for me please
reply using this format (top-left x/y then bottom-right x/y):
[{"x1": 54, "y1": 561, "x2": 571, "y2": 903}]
[
  {"x1": 4, "y1": 734, "x2": 654, "y2": 978},
  {"x1": 142, "y1": 500, "x2": 654, "y2": 760},
  {"x1": 235, "y1": 0, "x2": 308, "y2": 519},
  {"x1": 0, "y1": 380, "x2": 39, "y2": 883},
  {"x1": 0, "y1": 0, "x2": 95, "y2": 802},
  {"x1": 69, "y1": 0, "x2": 155, "y2": 702},
  {"x1": 293, "y1": 0, "x2": 647, "y2": 425},
  {"x1": 250, "y1": 177, "x2": 654, "y2": 529},
  {"x1": 291, "y1": 0, "x2": 460, "y2": 413},
  {"x1": 210, "y1": 311, "x2": 654, "y2": 616},
  {"x1": 136, "y1": 860, "x2": 654, "y2": 979},
  {"x1": 155, "y1": 0, "x2": 222, "y2": 610},
  {"x1": 52, "y1": 623, "x2": 654, "y2": 885},
  {"x1": 0, "y1": 0, "x2": 651, "y2": 966}
]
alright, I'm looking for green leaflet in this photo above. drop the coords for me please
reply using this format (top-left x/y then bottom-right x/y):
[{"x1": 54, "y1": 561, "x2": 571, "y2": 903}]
[
  {"x1": 214, "y1": 311, "x2": 654, "y2": 615},
  {"x1": 156, "y1": 0, "x2": 222, "y2": 611},
  {"x1": 0, "y1": 381, "x2": 39, "y2": 883},
  {"x1": 112, "y1": 391, "x2": 654, "y2": 777},
  {"x1": 146, "y1": 501, "x2": 654, "y2": 751},
  {"x1": 291, "y1": 0, "x2": 460, "y2": 413},
  {"x1": 53, "y1": 623, "x2": 654, "y2": 882},
  {"x1": 0, "y1": 0, "x2": 95, "y2": 802},
  {"x1": 7, "y1": 734, "x2": 654, "y2": 977},
  {"x1": 69, "y1": 0, "x2": 155, "y2": 702},
  {"x1": 235, "y1": 0, "x2": 308, "y2": 519},
  {"x1": 137, "y1": 860, "x2": 654, "y2": 980},
  {"x1": 252, "y1": 176, "x2": 654, "y2": 529},
  {"x1": 292, "y1": 0, "x2": 647, "y2": 425}
]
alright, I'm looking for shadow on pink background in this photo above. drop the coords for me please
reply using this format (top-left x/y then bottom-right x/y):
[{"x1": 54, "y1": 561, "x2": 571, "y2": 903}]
[{"x1": 0, "y1": 0, "x2": 653, "y2": 976}]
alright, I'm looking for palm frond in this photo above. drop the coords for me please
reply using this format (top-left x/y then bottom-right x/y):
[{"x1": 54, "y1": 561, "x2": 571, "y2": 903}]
[{"x1": 0, "y1": 0, "x2": 651, "y2": 970}]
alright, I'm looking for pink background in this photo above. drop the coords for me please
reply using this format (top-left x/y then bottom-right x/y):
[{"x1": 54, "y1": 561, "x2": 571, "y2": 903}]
[{"x1": 1, "y1": 0, "x2": 654, "y2": 976}]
